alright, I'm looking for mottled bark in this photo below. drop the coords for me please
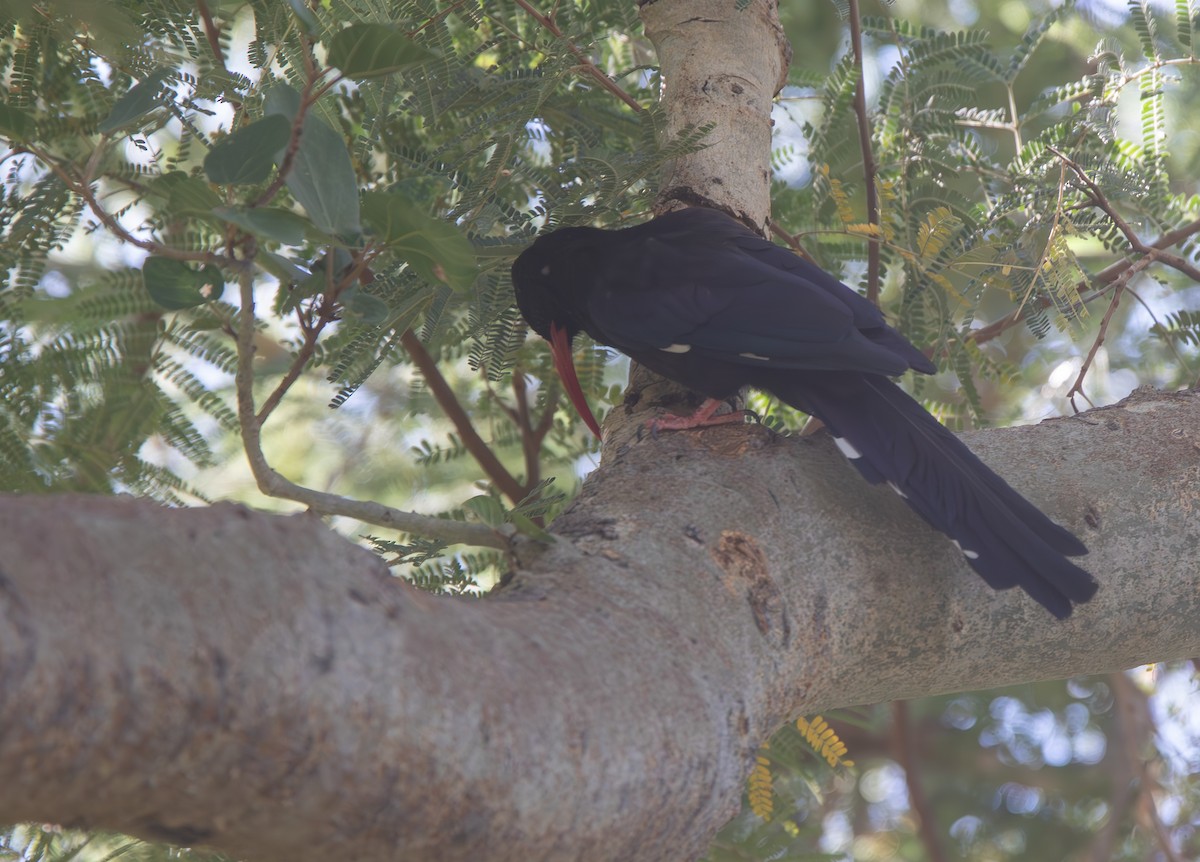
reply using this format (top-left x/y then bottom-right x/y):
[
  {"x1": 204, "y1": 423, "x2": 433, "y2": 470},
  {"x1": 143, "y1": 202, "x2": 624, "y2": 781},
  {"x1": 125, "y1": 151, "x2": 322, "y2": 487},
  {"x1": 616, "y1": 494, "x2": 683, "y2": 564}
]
[
  {"x1": 2, "y1": 388, "x2": 1198, "y2": 862},
  {"x1": 642, "y1": 0, "x2": 790, "y2": 229}
]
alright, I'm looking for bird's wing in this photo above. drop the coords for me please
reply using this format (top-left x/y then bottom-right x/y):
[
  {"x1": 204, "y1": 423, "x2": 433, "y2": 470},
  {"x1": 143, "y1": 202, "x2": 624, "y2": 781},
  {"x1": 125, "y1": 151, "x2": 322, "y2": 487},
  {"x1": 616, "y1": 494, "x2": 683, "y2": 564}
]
[{"x1": 583, "y1": 211, "x2": 929, "y2": 377}]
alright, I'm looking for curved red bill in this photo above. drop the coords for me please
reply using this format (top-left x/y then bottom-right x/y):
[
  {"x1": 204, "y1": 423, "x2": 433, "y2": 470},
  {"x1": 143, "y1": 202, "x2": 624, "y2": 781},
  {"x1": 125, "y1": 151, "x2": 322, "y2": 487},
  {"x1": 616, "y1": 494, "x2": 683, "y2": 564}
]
[{"x1": 549, "y1": 322, "x2": 602, "y2": 439}]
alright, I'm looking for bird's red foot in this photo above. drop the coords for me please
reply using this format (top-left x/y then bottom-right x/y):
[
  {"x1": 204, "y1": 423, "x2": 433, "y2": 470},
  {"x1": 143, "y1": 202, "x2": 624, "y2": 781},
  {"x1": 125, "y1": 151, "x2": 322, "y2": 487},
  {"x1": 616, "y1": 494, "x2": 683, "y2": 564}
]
[{"x1": 645, "y1": 398, "x2": 752, "y2": 435}]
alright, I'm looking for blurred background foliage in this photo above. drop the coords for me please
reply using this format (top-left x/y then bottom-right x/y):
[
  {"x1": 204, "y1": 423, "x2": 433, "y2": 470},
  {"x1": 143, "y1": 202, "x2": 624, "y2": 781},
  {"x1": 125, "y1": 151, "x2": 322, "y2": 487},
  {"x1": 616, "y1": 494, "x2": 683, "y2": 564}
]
[{"x1": 0, "y1": 0, "x2": 1197, "y2": 859}]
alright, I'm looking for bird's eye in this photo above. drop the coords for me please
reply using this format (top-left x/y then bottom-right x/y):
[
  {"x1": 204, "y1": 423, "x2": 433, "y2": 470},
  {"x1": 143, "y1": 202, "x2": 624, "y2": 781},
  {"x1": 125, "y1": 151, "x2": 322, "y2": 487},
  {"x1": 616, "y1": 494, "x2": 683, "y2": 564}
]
[{"x1": 540, "y1": 264, "x2": 552, "y2": 276}]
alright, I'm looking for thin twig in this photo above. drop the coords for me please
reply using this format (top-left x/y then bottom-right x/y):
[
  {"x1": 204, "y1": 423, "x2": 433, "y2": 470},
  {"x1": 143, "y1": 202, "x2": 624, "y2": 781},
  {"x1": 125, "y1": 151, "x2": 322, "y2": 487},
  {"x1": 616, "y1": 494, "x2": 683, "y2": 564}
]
[
  {"x1": 196, "y1": 0, "x2": 228, "y2": 72},
  {"x1": 256, "y1": 301, "x2": 335, "y2": 424},
  {"x1": 1067, "y1": 267, "x2": 1137, "y2": 413},
  {"x1": 846, "y1": 0, "x2": 882, "y2": 305},
  {"x1": 1009, "y1": 157, "x2": 1072, "y2": 326},
  {"x1": 400, "y1": 329, "x2": 527, "y2": 505},
  {"x1": 25, "y1": 145, "x2": 228, "y2": 267},
  {"x1": 408, "y1": 0, "x2": 473, "y2": 37},
  {"x1": 974, "y1": 149, "x2": 1200, "y2": 356},
  {"x1": 768, "y1": 222, "x2": 818, "y2": 264},
  {"x1": 1049, "y1": 146, "x2": 1200, "y2": 282},
  {"x1": 530, "y1": 389, "x2": 558, "y2": 457},
  {"x1": 1125, "y1": 284, "x2": 1199, "y2": 386},
  {"x1": 509, "y1": 371, "x2": 559, "y2": 494},
  {"x1": 510, "y1": 372, "x2": 539, "y2": 492},
  {"x1": 233, "y1": 271, "x2": 507, "y2": 548},
  {"x1": 1005, "y1": 82, "x2": 1023, "y2": 153},
  {"x1": 250, "y1": 62, "x2": 322, "y2": 209},
  {"x1": 970, "y1": 215, "x2": 1200, "y2": 346},
  {"x1": 512, "y1": 0, "x2": 643, "y2": 113}
]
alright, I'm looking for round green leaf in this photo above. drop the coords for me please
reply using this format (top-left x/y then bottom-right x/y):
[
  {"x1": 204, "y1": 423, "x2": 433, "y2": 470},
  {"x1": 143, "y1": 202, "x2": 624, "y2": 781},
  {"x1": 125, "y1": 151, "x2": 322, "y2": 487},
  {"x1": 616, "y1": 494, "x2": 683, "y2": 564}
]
[
  {"x1": 286, "y1": 0, "x2": 319, "y2": 33},
  {"x1": 327, "y1": 24, "x2": 436, "y2": 79},
  {"x1": 361, "y1": 191, "x2": 477, "y2": 291},
  {"x1": 263, "y1": 84, "x2": 361, "y2": 238},
  {"x1": 148, "y1": 171, "x2": 222, "y2": 214},
  {"x1": 204, "y1": 115, "x2": 292, "y2": 186},
  {"x1": 98, "y1": 67, "x2": 173, "y2": 134},
  {"x1": 340, "y1": 286, "x2": 390, "y2": 324},
  {"x1": 142, "y1": 257, "x2": 224, "y2": 310},
  {"x1": 213, "y1": 206, "x2": 308, "y2": 245},
  {"x1": 463, "y1": 495, "x2": 506, "y2": 529}
]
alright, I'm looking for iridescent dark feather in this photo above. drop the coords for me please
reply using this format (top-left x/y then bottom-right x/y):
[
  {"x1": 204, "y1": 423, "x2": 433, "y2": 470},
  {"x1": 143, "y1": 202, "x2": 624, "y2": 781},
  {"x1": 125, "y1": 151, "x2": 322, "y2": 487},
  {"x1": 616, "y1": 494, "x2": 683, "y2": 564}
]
[{"x1": 512, "y1": 207, "x2": 1097, "y2": 618}]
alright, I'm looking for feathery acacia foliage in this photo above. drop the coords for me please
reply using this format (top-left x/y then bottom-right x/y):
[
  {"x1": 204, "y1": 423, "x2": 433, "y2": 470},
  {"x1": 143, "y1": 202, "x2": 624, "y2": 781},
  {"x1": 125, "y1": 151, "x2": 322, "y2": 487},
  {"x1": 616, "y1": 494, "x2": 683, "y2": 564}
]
[
  {"x1": 2, "y1": 2, "x2": 1200, "y2": 856},
  {"x1": 0, "y1": 0, "x2": 680, "y2": 559},
  {"x1": 4, "y1": 0, "x2": 1196, "y2": 545}
]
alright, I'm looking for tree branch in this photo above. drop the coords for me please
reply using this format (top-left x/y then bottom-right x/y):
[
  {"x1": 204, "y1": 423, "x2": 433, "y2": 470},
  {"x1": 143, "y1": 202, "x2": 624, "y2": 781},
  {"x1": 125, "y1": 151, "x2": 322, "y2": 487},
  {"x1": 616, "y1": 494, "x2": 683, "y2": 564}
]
[
  {"x1": 1049, "y1": 146, "x2": 1200, "y2": 282},
  {"x1": 512, "y1": 0, "x2": 644, "y2": 113},
  {"x1": 1067, "y1": 271, "x2": 1131, "y2": 412},
  {"x1": 847, "y1": 0, "x2": 882, "y2": 305},
  {"x1": 2, "y1": 388, "x2": 1198, "y2": 862},
  {"x1": 400, "y1": 329, "x2": 527, "y2": 505},
  {"x1": 502, "y1": 370, "x2": 557, "y2": 495},
  {"x1": 232, "y1": 270, "x2": 508, "y2": 549},
  {"x1": 1111, "y1": 671, "x2": 1187, "y2": 862},
  {"x1": 24, "y1": 144, "x2": 229, "y2": 268},
  {"x1": 969, "y1": 215, "x2": 1200, "y2": 346},
  {"x1": 890, "y1": 702, "x2": 949, "y2": 862}
]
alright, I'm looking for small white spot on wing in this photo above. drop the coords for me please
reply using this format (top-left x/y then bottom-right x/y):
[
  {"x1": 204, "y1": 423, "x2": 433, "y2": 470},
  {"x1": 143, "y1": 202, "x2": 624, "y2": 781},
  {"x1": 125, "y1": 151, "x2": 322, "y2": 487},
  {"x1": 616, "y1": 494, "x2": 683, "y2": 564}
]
[
  {"x1": 660, "y1": 343, "x2": 691, "y2": 353},
  {"x1": 833, "y1": 437, "x2": 861, "y2": 459},
  {"x1": 887, "y1": 481, "x2": 907, "y2": 499},
  {"x1": 739, "y1": 351, "x2": 771, "y2": 361},
  {"x1": 540, "y1": 264, "x2": 551, "y2": 276},
  {"x1": 951, "y1": 540, "x2": 980, "y2": 560}
]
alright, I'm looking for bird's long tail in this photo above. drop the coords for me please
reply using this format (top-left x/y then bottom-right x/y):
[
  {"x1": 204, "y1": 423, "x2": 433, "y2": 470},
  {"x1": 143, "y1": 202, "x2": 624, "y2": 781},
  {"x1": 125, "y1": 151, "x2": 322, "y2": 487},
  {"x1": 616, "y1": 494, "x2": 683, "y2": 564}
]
[{"x1": 766, "y1": 370, "x2": 1098, "y2": 618}]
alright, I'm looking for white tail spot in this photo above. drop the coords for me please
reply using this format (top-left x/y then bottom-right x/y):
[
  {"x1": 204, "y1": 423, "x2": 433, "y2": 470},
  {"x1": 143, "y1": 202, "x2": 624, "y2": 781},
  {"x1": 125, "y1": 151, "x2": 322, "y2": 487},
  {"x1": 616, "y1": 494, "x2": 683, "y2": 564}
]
[
  {"x1": 739, "y1": 351, "x2": 771, "y2": 361},
  {"x1": 833, "y1": 437, "x2": 861, "y2": 459},
  {"x1": 952, "y1": 540, "x2": 980, "y2": 560},
  {"x1": 887, "y1": 481, "x2": 907, "y2": 499},
  {"x1": 660, "y1": 343, "x2": 691, "y2": 353}
]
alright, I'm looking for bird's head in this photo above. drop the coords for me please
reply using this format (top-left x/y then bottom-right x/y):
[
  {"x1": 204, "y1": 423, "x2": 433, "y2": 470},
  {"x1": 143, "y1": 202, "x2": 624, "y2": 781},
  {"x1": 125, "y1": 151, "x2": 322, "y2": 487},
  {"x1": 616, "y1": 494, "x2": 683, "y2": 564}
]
[{"x1": 511, "y1": 227, "x2": 607, "y2": 439}]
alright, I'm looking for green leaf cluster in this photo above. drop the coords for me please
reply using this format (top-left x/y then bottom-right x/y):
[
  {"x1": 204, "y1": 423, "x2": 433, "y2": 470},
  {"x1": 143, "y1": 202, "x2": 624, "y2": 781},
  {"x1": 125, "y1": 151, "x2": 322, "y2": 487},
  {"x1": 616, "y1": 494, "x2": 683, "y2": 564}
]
[
  {"x1": 770, "y1": 1, "x2": 1200, "y2": 427},
  {"x1": 0, "y1": 0, "x2": 684, "y2": 519}
]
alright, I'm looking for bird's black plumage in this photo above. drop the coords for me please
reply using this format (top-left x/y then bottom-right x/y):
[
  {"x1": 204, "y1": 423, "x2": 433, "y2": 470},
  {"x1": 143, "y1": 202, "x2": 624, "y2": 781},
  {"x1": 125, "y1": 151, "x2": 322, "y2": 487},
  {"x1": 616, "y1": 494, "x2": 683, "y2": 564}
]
[{"x1": 512, "y1": 207, "x2": 1098, "y2": 618}]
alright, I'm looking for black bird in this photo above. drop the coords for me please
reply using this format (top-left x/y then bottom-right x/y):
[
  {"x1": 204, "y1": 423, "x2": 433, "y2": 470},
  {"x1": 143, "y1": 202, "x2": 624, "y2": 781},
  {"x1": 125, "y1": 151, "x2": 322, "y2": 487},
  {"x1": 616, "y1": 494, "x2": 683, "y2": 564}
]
[{"x1": 511, "y1": 207, "x2": 1098, "y2": 618}]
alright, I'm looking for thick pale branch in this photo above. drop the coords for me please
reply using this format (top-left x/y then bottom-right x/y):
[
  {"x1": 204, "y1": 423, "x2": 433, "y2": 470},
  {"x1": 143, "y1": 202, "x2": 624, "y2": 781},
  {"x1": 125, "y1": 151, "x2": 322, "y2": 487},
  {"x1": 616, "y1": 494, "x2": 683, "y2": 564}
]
[
  {"x1": 642, "y1": 0, "x2": 789, "y2": 226},
  {"x1": 1, "y1": 388, "x2": 1198, "y2": 862},
  {"x1": 233, "y1": 271, "x2": 505, "y2": 548}
]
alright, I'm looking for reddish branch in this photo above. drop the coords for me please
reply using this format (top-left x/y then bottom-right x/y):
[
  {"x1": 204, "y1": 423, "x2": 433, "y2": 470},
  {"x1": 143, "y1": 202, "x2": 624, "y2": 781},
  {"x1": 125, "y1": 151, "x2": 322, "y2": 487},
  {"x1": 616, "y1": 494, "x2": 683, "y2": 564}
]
[
  {"x1": 400, "y1": 329, "x2": 527, "y2": 505},
  {"x1": 890, "y1": 702, "x2": 949, "y2": 862},
  {"x1": 1067, "y1": 274, "x2": 1129, "y2": 412},
  {"x1": 1049, "y1": 147, "x2": 1200, "y2": 282},
  {"x1": 498, "y1": 370, "x2": 559, "y2": 496},
  {"x1": 970, "y1": 215, "x2": 1200, "y2": 348},
  {"x1": 1040, "y1": 147, "x2": 1200, "y2": 407},
  {"x1": 256, "y1": 302, "x2": 337, "y2": 425},
  {"x1": 1109, "y1": 672, "x2": 1186, "y2": 862},
  {"x1": 196, "y1": 0, "x2": 227, "y2": 72},
  {"x1": 512, "y1": 0, "x2": 644, "y2": 113},
  {"x1": 768, "y1": 222, "x2": 818, "y2": 264},
  {"x1": 251, "y1": 49, "x2": 325, "y2": 210},
  {"x1": 25, "y1": 145, "x2": 229, "y2": 268},
  {"x1": 847, "y1": 0, "x2": 882, "y2": 305}
]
